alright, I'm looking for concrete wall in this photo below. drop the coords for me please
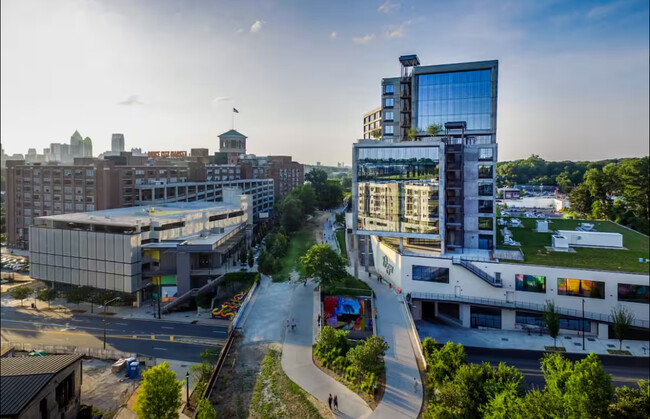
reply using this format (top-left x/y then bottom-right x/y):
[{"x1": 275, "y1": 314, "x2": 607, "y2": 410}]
[{"x1": 371, "y1": 237, "x2": 650, "y2": 325}]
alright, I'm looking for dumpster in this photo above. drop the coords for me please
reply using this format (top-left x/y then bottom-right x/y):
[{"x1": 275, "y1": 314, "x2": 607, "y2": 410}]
[{"x1": 127, "y1": 361, "x2": 140, "y2": 379}]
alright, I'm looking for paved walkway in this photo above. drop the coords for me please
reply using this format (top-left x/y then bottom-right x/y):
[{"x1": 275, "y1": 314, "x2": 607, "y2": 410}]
[
  {"x1": 417, "y1": 319, "x2": 650, "y2": 357},
  {"x1": 281, "y1": 281, "x2": 373, "y2": 419},
  {"x1": 357, "y1": 271, "x2": 423, "y2": 419}
]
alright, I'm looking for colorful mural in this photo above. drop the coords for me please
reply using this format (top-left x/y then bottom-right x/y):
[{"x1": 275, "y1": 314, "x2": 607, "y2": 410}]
[
  {"x1": 323, "y1": 296, "x2": 371, "y2": 331},
  {"x1": 212, "y1": 291, "x2": 247, "y2": 319}
]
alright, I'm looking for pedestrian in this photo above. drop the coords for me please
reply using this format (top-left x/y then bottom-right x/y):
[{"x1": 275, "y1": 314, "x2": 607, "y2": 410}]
[
  {"x1": 317, "y1": 314, "x2": 321, "y2": 327},
  {"x1": 291, "y1": 317, "x2": 296, "y2": 331},
  {"x1": 333, "y1": 394, "x2": 338, "y2": 410},
  {"x1": 286, "y1": 318, "x2": 290, "y2": 332},
  {"x1": 413, "y1": 377, "x2": 418, "y2": 393},
  {"x1": 328, "y1": 394, "x2": 333, "y2": 410}
]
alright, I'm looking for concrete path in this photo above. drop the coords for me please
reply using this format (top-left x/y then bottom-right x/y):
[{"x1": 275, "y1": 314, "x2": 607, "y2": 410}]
[
  {"x1": 357, "y1": 271, "x2": 423, "y2": 419},
  {"x1": 240, "y1": 274, "x2": 295, "y2": 344},
  {"x1": 282, "y1": 281, "x2": 373, "y2": 419}
]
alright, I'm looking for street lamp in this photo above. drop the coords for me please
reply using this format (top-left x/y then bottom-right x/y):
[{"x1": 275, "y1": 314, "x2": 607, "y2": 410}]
[
  {"x1": 102, "y1": 297, "x2": 121, "y2": 349},
  {"x1": 185, "y1": 371, "x2": 190, "y2": 407}
]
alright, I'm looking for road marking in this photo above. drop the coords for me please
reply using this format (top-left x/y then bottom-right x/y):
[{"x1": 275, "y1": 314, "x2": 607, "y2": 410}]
[
  {"x1": 116, "y1": 322, "x2": 128, "y2": 326},
  {"x1": 153, "y1": 347, "x2": 168, "y2": 351},
  {"x1": 161, "y1": 326, "x2": 174, "y2": 330}
]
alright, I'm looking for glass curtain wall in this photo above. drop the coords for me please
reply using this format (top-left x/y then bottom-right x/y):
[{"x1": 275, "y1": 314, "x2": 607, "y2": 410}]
[{"x1": 416, "y1": 69, "x2": 492, "y2": 131}]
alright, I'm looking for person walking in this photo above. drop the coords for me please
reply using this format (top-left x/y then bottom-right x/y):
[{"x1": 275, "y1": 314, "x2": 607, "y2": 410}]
[
  {"x1": 413, "y1": 377, "x2": 418, "y2": 393},
  {"x1": 317, "y1": 314, "x2": 321, "y2": 327},
  {"x1": 286, "y1": 318, "x2": 291, "y2": 333},
  {"x1": 333, "y1": 394, "x2": 338, "y2": 411},
  {"x1": 328, "y1": 394, "x2": 333, "y2": 410},
  {"x1": 291, "y1": 317, "x2": 296, "y2": 332}
]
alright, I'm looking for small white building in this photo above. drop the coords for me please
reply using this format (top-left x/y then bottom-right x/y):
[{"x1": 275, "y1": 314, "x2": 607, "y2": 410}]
[{"x1": 555, "y1": 230, "x2": 623, "y2": 249}]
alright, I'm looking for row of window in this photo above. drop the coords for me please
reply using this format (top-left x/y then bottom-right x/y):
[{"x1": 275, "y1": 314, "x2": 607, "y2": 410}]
[{"x1": 515, "y1": 274, "x2": 648, "y2": 303}]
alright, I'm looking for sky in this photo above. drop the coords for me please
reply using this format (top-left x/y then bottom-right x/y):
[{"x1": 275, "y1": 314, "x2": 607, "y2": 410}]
[{"x1": 1, "y1": 0, "x2": 648, "y2": 165}]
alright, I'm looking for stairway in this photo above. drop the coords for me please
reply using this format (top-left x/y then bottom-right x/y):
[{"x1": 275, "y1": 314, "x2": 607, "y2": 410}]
[{"x1": 452, "y1": 258, "x2": 502, "y2": 287}]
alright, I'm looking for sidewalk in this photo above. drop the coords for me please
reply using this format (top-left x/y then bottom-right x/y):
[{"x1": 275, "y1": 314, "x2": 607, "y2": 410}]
[
  {"x1": 281, "y1": 282, "x2": 373, "y2": 419},
  {"x1": 356, "y1": 271, "x2": 423, "y2": 419},
  {"x1": 416, "y1": 320, "x2": 650, "y2": 357}
]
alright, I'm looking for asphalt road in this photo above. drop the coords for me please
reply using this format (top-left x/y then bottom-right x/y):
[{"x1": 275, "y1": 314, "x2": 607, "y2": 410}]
[
  {"x1": 0, "y1": 309, "x2": 228, "y2": 362},
  {"x1": 464, "y1": 346, "x2": 650, "y2": 388}
]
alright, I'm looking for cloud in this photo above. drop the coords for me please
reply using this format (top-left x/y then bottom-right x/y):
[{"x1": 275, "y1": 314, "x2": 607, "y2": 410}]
[
  {"x1": 586, "y1": 1, "x2": 622, "y2": 19},
  {"x1": 352, "y1": 33, "x2": 376, "y2": 44},
  {"x1": 250, "y1": 20, "x2": 263, "y2": 33},
  {"x1": 384, "y1": 19, "x2": 416, "y2": 39},
  {"x1": 330, "y1": 31, "x2": 337, "y2": 39},
  {"x1": 212, "y1": 96, "x2": 232, "y2": 105},
  {"x1": 378, "y1": 1, "x2": 400, "y2": 14},
  {"x1": 236, "y1": 28, "x2": 244, "y2": 33},
  {"x1": 118, "y1": 95, "x2": 143, "y2": 106}
]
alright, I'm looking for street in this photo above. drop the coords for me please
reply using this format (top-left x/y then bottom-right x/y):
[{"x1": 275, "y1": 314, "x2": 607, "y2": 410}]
[
  {"x1": 0, "y1": 309, "x2": 228, "y2": 362},
  {"x1": 464, "y1": 346, "x2": 650, "y2": 388}
]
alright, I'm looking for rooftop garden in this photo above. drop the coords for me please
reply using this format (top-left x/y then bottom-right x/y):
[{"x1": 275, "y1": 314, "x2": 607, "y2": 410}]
[{"x1": 497, "y1": 218, "x2": 649, "y2": 274}]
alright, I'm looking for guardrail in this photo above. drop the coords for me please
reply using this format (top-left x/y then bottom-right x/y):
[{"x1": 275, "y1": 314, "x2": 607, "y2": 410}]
[
  {"x1": 400, "y1": 296, "x2": 427, "y2": 370},
  {"x1": 231, "y1": 281, "x2": 258, "y2": 331},
  {"x1": 410, "y1": 292, "x2": 650, "y2": 329},
  {"x1": 453, "y1": 258, "x2": 502, "y2": 287}
]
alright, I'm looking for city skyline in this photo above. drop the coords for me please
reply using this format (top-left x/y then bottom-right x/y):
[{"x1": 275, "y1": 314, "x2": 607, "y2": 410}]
[{"x1": 1, "y1": 0, "x2": 649, "y2": 165}]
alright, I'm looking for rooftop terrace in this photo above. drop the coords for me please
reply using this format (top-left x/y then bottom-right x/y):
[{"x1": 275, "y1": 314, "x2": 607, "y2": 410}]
[{"x1": 497, "y1": 218, "x2": 649, "y2": 274}]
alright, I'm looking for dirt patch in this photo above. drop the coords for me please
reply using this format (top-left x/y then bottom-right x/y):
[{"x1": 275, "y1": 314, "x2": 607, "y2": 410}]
[
  {"x1": 312, "y1": 211, "x2": 331, "y2": 244},
  {"x1": 312, "y1": 355, "x2": 385, "y2": 410},
  {"x1": 81, "y1": 358, "x2": 139, "y2": 414}
]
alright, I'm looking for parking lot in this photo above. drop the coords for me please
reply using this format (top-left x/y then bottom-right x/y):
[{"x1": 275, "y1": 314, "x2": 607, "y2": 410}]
[{"x1": 1, "y1": 254, "x2": 29, "y2": 276}]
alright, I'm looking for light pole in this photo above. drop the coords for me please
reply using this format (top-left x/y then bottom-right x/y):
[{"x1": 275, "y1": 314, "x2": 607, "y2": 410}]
[
  {"x1": 103, "y1": 297, "x2": 121, "y2": 349},
  {"x1": 582, "y1": 299, "x2": 585, "y2": 351},
  {"x1": 185, "y1": 371, "x2": 190, "y2": 407}
]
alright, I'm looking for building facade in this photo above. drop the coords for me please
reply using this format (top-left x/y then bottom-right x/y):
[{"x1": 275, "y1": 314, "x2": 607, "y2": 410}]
[
  {"x1": 363, "y1": 106, "x2": 382, "y2": 139},
  {"x1": 29, "y1": 197, "x2": 250, "y2": 301},
  {"x1": 111, "y1": 134, "x2": 125, "y2": 153}
]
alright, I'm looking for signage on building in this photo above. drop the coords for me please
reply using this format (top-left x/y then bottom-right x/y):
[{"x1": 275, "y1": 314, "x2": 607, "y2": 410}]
[
  {"x1": 382, "y1": 255, "x2": 394, "y2": 276},
  {"x1": 259, "y1": 212, "x2": 270, "y2": 219},
  {"x1": 147, "y1": 151, "x2": 188, "y2": 158}
]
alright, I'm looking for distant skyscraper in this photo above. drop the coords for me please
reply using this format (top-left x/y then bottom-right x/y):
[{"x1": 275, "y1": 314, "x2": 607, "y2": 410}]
[{"x1": 112, "y1": 133, "x2": 125, "y2": 153}]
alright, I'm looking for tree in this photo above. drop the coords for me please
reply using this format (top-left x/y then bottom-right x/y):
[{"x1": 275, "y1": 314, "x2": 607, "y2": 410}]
[
  {"x1": 270, "y1": 233, "x2": 288, "y2": 258},
  {"x1": 300, "y1": 244, "x2": 347, "y2": 287},
  {"x1": 543, "y1": 300, "x2": 560, "y2": 348},
  {"x1": 37, "y1": 287, "x2": 57, "y2": 309},
  {"x1": 611, "y1": 304, "x2": 635, "y2": 351},
  {"x1": 422, "y1": 338, "x2": 466, "y2": 389},
  {"x1": 426, "y1": 123, "x2": 442, "y2": 136},
  {"x1": 370, "y1": 128, "x2": 382, "y2": 139},
  {"x1": 247, "y1": 249, "x2": 255, "y2": 268},
  {"x1": 238, "y1": 247, "x2": 247, "y2": 265},
  {"x1": 66, "y1": 287, "x2": 85, "y2": 308},
  {"x1": 257, "y1": 250, "x2": 277, "y2": 275},
  {"x1": 407, "y1": 127, "x2": 419, "y2": 140},
  {"x1": 290, "y1": 184, "x2": 317, "y2": 215},
  {"x1": 278, "y1": 196, "x2": 303, "y2": 232},
  {"x1": 564, "y1": 353, "x2": 613, "y2": 418},
  {"x1": 196, "y1": 398, "x2": 218, "y2": 419},
  {"x1": 10, "y1": 286, "x2": 31, "y2": 307},
  {"x1": 608, "y1": 380, "x2": 649, "y2": 419},
  {"x1": 135, "y1": 362, "x2": 182, "y2": 419},
  {"x1": 568, "y1": 183, "x2": 594, "y2": 216},
  {"x1": 346, "y1": 336, "x2": 389, "y2": 375}
]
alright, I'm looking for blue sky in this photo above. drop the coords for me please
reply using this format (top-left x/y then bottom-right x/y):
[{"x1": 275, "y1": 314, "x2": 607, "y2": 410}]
[{"x1": 1, "y1": 0, "x2": 648, "y2": 164}]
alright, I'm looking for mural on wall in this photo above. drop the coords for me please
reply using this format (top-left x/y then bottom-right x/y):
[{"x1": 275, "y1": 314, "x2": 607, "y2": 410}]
[
  {"x1": 323, "y1": 296, "x2": 372, "y2": 331},
  {"x1": 212, "y1": 291, "x2": 247, "y2": 319}
]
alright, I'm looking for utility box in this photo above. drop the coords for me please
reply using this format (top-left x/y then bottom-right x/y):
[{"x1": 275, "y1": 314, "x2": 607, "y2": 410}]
[{"x1": 536, "y1": 220, "x2": 549, "y2": 232}]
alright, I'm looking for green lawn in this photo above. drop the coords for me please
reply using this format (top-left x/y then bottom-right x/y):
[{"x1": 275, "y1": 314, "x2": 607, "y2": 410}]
[
  {"x1": 277, "y1": 226, "x2": 316, "y2": 276},
  {"x1": 336, "y1": 230, "x2": 348, "y2": 261},
  {"x1": 498, "y1": 218, "x2": 649, "y2": 273},
  {"x1": 323, "y1": 275, "x2": 372, "y2": 297}
]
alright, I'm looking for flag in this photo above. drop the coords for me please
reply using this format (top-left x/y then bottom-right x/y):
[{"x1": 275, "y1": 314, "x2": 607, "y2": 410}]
[{"x1": 233, "y1": 108, "x2": 239, "y2": 113}]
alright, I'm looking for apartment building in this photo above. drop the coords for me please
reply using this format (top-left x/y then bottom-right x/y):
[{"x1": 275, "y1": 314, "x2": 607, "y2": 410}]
[{"x1": 363, "y1": 106, "x2": 382, "y2": 139}]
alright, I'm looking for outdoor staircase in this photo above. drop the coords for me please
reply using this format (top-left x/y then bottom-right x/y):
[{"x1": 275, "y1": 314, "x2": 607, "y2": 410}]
[
  {"x1": 452, "y1": 258, "x2": 502, "y2": 287},
  {"x1": 161, "y1": 273, "x2": 225, "y2": 313}
]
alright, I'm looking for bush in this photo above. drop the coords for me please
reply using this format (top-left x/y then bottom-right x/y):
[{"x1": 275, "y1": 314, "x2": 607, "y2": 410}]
[{"x1": 195, "y1": 293, "x2": 212, "y2": 309}]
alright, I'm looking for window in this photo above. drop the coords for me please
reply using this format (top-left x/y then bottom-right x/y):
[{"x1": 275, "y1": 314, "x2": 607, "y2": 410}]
[
  {"x1": 618, "y1": 284, "x2": 649, "y2": 304},
  {"x1": 478, "y1": 217, "x2": 493, "y2": 230},
  {"x1": 515, "y1": 274, "x2": 546, "y2": 293},
  {"x1": 515, "y1": 311, "x2": 590, "y2": 332},
  {"x1": 478, "y1": 200, "x2": 493, "y2": 214},
  {"x1": 471, "y1": 306, "x2": 501, "y2": 329},
  {"x1": 385, "y1": 111, "x2": 394, "y2": 121},
  {"x1": 478, "y1": 183, "x2": 493, "y2": 196},
  {"x1": 154, "y1": 221, "x2": 185, "y2": 231},
  {"x1": 479, "y1": 148, "x2": 494, "y2": 161},
  {"x1": 478, "y1": 165, "x2": 493, "y2": 179},
  {"x1": 557, "y1": 278, "x2": 605, "y2": 299},
  {"x1": 384, "y1": 98, "x2": 394, "y2": 107},
  {"x1": 384, "y1": 84, "x2": 394, "y2": 94},
  {"x1": 412, "y1": 266, "x2": 449, "y2": 283},
  {"x1": 209, "y1": 213, "x2": 228, "y2": 222},
  {"x1": 56, "y1": 372, "x2": 75, "y2": 407},
  {"x1": 478, "y1": 234, "x2": 493, "y2": 250},
  {"x1": 384, "y1": 125, "x2": 394, "y2": 135}
]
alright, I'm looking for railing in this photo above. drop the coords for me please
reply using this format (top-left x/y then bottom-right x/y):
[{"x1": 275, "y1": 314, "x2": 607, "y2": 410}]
[
  {"x1": 453, "y1": 258, "x2": 502, "y2": 287},
  {"x1": 411, "y1": 292, "x2": 650, "y2": 329}
]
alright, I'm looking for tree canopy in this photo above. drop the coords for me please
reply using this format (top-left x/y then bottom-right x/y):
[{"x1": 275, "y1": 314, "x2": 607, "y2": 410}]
[
  {"x1": 135, "y1": 362, "x2": 183, "y2": 419},
  {"x1": 300, "y1": 244, "x2": 347, "y2": 286}
]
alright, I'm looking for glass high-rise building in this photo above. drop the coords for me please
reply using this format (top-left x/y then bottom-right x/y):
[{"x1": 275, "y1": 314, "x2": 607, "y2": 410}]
[{"x1": 353, "y1": 56, "x2": 498, "y2": 261}]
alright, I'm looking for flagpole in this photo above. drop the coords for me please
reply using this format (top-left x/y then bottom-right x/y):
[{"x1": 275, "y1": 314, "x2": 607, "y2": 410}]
[{"x1": 232, "y1": 109, "x2": 235, "y2": 130}]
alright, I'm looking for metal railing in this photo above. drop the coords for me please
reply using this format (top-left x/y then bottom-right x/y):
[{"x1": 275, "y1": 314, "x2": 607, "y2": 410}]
[
  {"x1": 453, "y1": 258, "x2": 502, "y2": 287},
  {"x1": 411, "y1": 292, "x2": 649, "y2": 329}
]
